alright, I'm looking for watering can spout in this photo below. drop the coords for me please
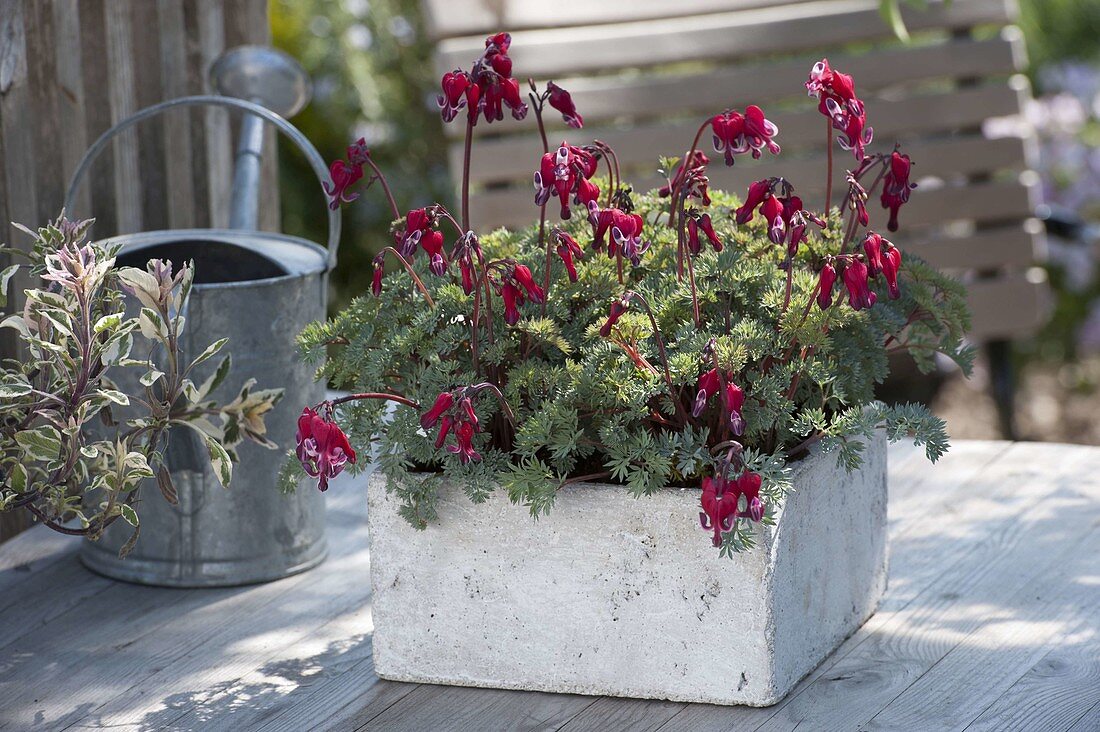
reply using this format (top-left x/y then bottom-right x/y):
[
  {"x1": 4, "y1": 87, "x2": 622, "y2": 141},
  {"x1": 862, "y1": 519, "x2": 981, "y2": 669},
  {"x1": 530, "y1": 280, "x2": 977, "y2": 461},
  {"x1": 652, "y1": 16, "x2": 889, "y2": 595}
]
[{"x1": 210, "y1": 45, "x2": 312, "y2": 231}]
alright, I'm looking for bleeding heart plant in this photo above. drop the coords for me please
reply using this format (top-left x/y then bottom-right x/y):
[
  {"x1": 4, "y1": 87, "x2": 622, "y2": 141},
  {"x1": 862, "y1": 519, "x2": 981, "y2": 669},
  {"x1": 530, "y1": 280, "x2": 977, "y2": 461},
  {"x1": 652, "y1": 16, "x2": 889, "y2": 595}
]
[{"x1": 289, "y1": 39, "x2": 971, "y2": 556}]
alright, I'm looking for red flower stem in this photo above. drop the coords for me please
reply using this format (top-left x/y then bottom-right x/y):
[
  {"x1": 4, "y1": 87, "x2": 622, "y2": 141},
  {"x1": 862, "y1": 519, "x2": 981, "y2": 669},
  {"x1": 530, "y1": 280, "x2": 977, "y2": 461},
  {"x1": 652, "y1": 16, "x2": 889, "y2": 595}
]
[
  {"x1": 380, "y1": 247, "x2": 435, "y2": 307},
  {"x1": 781, "y1": 253, "x2": 794, "y2": 316},
  {"x1": 559, "y1": 471, "x2": 613, "y2": 488},
  {"x1": 788, "y1": 430, "x2": 826, "y2": 458},
  {"x1": 472, "y1": 381, "x2": 517, "y2": 426},
  {"x1": 366, "y1": 157, "x2": 400, "y2": 220},
  {"x1": 687, "y1": 253, "x2": 701, "y2": 327},
  {"x1": 461, "y1": 118, "x2": 474, "y2": 231},
  {"x1": 603, "y1": 155, "x2": 616, "y2": 207},
  {"x1": 824, "y1": 117, "x2": 834, "y2": 215},
  {"x1": 670, "y1": 119, "x2": 710, "y2": 225},
  {"x1": 324, "y1": 392, "x2": 420, "y2": 410},
  {"x1": 539, "y1": 201, "x2": 550, "y2": 316},
  {"x1": 616, "y1": 251, "x2": 624, "y2": 285},
  {"x1": 530, "y1": 89, "x2": 549, "y2": 154},
  {"x1": 628, "y1": 291, "x2": 689, "y2": 422},
  {"x1": 435, "y1": 206, "x2": 465, "y2": 237}
]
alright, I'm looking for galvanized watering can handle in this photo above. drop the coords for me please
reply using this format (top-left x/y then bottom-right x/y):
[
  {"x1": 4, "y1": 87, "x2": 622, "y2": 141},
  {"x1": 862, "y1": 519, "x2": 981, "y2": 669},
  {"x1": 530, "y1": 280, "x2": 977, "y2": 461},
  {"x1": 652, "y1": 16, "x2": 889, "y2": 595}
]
[{"x1": 64, "y1": 94, "x2": 342, "y2": 271}]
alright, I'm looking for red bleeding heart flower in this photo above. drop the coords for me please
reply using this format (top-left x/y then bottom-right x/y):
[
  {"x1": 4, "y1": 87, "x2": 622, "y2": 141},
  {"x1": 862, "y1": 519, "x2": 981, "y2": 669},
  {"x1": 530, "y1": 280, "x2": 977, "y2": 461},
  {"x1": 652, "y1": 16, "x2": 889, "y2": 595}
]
[
  {"x1": 554, "y1": 230, "x2": 584, "y2": 282},
  {"x1": 421, "y1": 229, "x2": 447, "y2": 276},
  {"x1": 659, "y1": 151, "x2": 711, "y2": 205},
  {"x1": 881, "y1": 244, "x2": 902, "y2": 299},
  {"x1": 453, "y1": 231, "x2": 482, "y2": 295},
  {"x1": 483, "y1": 76, "x2": 527, "y2": 123},
  {"x1": 700, "y1": 475, "x2": 739, "y2": 546},
  {"x1": 600, "y1": 296, "x2": 630, "y2": 337},
  {"x1": 880, "y1": 151, "x2": 916, "y2": 232},
  {"x1": 696, "y1": 213, "x2": 723, "y2": 252},
  {"x1": 817, "y1": 263, "x2": 837, "y2": 310},
  {"x1": 395, "y1": 208, "x2": 434, "y2": 258},
  {"x1": 323, "y1": 138, "x2": 373, "y2": 210},
  {"x1": 421, "y1": 392, "x2": 455, "y2": 430},
  {"x1": 371, "y1": 253, "x2": 385, "y2": 296},
  {"x1": 438, "y1": 70, "x2": 472, "y2": 123},
  {"x1": 762, "y1": 195, "x2": 785, "y2": 245},
  {"x1": 710, "y1": 106, "x2": 780, "y2": 166},
  {"x1": 843, "y1": 259, "x2": 877, "y2": 311},
  {"x1": 807, "y1": 59, "x2": 873, "y2": 160},
  {"x1": 609, "y1": 211, "x2": 648, "y2": 266},
  {"x1": 511, "y1": 263, "x2": 545, "y2": 303},
  {"x1": 547, "y1": 81, "x2": 583, "y2": 128},
  {"x1": 862, "y1": 232, "x2": 884, "y2": 276},
  {"x1": 496, "y1": 263, "x2": 544, "y2": 325},
  {"x1": 447, "y1": 421, "x2": 481, "y2": 464},
  {"x1": 692, "y1": 368, "x2": 721, "y2": 418},
  {"x1": 723, "y1": 381, "x2": 746, "y2": 435},
  {"x1": 296, "y1": 407, "x2": 357, "y2": 492},
  {"x1": 534, "y1": 142, "x2": 600, "y2": 219},
  {"x1": 735, "y1": 180, "x2": 772, "y2": 225}
]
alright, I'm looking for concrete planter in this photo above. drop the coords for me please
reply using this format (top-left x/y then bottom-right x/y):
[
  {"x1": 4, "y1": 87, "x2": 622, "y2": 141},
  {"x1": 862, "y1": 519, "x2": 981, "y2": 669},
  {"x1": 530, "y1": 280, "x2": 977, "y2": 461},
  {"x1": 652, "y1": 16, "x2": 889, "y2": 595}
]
[{"x1": 367, "y1": 431, "x2": 887, "y2": 706}]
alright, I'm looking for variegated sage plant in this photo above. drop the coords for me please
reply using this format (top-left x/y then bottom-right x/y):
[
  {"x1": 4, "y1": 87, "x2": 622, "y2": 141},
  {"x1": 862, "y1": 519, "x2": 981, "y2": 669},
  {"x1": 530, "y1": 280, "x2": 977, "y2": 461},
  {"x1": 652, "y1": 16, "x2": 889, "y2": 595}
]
[{"x1": 0, "y1": 217, "x2": 281, "y2": 554}]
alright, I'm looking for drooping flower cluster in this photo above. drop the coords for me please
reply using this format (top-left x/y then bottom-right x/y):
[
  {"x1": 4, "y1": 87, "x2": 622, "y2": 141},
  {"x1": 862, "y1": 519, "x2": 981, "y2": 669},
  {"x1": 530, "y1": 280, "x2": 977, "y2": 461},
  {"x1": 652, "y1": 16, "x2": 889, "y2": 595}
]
[
  {"x1": 323, "y1": 138, "x2": 371, "y2": 210},
  {"x1": 420, "y1": 387, "x2": 489, "y2": 464},
  {"x1": 685, "y1": 213, "x2": 723, "y2": 255},
  {"x1": 734, "y1": 179, "x2": 822, "y2": 255},
  {"x1": 295, "y1": 408, "x2": 357, "y2": 492},
  {"x1": 710, "y1": 106, "x2": 781, "y2": 165},
  {"x1": 692, "y1": 369, "x2": 746, "y2": 435},
  {"x1": 699, "y1": 471, "x2": 764, "y2": 547},
  {"x1": 592, "y1": 207, "x2": 648, "y2": 266},
  {"x1": 547, "y1": 81, "x2": 583, "y2": 128},
  {"x1": 806, "y1": 59, "x2": 873, "y2": 160},
  {"x1": 497, "y1": 262, "x2": 545, "y2": 325},
  {"x1": 394, "y1": 208, "x2": 447, "y2": 275},
  {"x1": 438, "y1": 33, "x2": 528, "y2": 126},
  {"x1": 659, "y1": 151, "x2": 711, "y2": 205},
  {"x1": 534, "y1": 142, "x2": 600, "y2": 219},
  {"x1": 553, "y1": 229, "x2": 584, "y2": 282},
  {"x1": 880, "y1": 151, "x2": 916, "y2": 232},
  {"x1": 816, "y1": 232, "x2": 903, "y2": 312}
]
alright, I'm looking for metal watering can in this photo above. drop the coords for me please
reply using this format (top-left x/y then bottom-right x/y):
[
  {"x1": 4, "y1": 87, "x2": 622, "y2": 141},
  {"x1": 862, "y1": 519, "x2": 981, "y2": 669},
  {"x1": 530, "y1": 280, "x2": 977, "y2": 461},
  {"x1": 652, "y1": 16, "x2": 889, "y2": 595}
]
[{"x1": 67, "y1": 48, "x2": 338, "y2": 587}]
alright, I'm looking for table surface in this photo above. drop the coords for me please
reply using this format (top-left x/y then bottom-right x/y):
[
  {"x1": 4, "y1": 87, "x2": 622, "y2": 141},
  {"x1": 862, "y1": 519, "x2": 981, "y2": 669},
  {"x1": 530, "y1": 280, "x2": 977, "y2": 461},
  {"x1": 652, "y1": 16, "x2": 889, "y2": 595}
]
[{"x1": 1, "y1": 440, "x2": 1098, "y2": 732}]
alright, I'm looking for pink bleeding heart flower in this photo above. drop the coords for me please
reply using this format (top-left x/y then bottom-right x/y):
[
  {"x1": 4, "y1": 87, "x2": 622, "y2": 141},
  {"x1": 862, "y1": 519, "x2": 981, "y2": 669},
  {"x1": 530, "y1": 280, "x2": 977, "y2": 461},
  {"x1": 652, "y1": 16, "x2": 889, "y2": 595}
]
[{"x1": 741, "y1": 104, "x2": 781, "y2": 159}]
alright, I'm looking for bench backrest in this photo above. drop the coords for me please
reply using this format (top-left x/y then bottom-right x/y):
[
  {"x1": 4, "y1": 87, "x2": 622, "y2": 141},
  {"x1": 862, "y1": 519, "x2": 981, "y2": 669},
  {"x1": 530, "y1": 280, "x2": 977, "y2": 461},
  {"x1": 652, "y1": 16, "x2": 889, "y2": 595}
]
[{"x1": 425, "y1": 0, "x2": 1049, "y2": 340}]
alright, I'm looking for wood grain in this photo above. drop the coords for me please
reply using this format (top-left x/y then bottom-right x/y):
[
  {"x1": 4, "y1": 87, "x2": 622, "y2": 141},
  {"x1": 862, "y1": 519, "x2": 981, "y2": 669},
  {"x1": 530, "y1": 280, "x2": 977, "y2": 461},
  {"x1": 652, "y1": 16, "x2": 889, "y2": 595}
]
[{"x1": 3, "y1": 442, "x2": 1098, "y2": 732}]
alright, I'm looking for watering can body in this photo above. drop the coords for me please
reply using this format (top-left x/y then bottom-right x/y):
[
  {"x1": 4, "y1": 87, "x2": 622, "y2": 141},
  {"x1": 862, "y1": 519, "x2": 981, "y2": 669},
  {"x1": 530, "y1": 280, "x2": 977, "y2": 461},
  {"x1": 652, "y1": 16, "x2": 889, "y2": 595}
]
[{"x1": 69, "y1": 95, "x2": 339, "y2": 587}]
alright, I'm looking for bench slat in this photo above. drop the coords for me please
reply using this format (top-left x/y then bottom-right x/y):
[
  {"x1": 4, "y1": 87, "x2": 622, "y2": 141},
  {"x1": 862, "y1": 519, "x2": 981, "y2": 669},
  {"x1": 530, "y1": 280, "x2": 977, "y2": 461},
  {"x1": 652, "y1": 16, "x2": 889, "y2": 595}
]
[
  {"x1": 434, "y1": 0, "x2": 1016, "y2": 78},
  {"x1": 466, "y1": 176, "x2": 1037, "y2": 231},
  {"x1": 967, "y1": 272, "x2": 1050, "y2": 340},
  {"x1": 455, "y1": 81, "x2": 1028, "y2": 184},
  {"x1": 441, "y1": 31, "x2": 1024, "y2": 140}
]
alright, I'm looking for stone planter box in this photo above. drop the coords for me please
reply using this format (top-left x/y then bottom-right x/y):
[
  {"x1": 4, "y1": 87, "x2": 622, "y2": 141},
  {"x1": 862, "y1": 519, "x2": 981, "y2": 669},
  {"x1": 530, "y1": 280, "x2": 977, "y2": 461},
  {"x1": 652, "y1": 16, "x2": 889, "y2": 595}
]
[{"x1": 367, "y1": 432, "x2": 887, "y2": 706}]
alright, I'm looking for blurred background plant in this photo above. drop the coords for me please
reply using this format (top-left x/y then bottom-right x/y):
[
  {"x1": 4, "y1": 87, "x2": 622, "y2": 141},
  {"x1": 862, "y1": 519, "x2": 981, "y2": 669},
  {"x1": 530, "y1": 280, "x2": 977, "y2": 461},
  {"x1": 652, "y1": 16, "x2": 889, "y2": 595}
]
[{"x1": 270, "y1": 0, "x2": 1100, "y2": 443}]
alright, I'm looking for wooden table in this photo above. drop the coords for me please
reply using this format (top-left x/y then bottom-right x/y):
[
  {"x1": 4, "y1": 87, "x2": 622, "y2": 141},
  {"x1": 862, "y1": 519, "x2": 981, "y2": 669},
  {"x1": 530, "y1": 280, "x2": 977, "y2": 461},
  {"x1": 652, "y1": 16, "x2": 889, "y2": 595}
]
[{"x1": 1, "y1": 440, "x2": 1098, "y2": 731}]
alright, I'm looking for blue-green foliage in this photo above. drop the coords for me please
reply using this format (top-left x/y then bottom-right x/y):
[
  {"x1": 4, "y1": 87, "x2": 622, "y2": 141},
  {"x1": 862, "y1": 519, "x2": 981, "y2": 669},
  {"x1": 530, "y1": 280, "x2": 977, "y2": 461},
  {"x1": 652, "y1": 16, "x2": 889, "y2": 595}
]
[{"x1": 297, "y1": 185, "x2": 971, "y2": 551}]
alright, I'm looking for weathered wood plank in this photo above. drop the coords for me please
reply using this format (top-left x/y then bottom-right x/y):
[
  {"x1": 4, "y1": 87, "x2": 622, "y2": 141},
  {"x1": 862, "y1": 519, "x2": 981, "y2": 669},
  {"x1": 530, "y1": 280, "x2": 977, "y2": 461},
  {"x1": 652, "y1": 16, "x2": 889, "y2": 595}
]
[
  {"x1": 51, "y1": 0, "x2": 90, "y2": 219},
  {"x1": 435, "y1": 0, "x2": 1015, "y2": 78},
  {"x1": 131, "y1": 0, "x2": 169, "y2": 233},
  {"x1": 443, "y1": 31, "x2": 1025, "y2": 141},
  {"x1": 913, "y1": 617, "x2": 1100, "y2": 731},
  {"x1": 358, "y1": 683, "x2": 600, "y2": 732},
  {"x1": 456, "y1": 81, "x2": 1028, "y2": 185},
  {"x1": 25, "y1": 0, "x2": 63, "y2": 222},
  {"x1": 423, "y1": 0, "x2": 821, "y2": 40},
  {"x1": 75, "y1": 0, "x2": 117, "y2": 236},
  {"x1": 558, "y1": 697, "x2": 685, "y2": 732},
  {"x1": 196, "y1": 0, "x2": 231, "y2": 229},
  {"x1": 749, "y1": 443, "x2": 1100, "y2": 731},
  {"x1": 103, "y1": 0, "x2": 142, "y2": 234},
  {"x1": 967, "y1": 273, "x2": 1050, "y2": 340},
  {"x1": 156, "y1": 0, "x2": 196, "y2": 230}
]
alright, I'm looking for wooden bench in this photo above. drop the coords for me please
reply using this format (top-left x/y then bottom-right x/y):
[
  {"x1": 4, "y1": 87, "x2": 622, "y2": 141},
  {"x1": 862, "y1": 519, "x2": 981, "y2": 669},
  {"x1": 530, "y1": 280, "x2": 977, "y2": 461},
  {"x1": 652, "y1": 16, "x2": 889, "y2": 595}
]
[{"x1": 424, "y1": 0, "x2": 1050, "y2": 344}]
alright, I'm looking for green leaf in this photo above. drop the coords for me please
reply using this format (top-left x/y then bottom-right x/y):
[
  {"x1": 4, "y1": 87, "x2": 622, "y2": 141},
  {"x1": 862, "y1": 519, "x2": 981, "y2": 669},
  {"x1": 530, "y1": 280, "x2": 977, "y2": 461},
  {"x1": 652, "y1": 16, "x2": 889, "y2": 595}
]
[
  {"x1": 93, "y1": 312, "x2": 124, "y2": 334},
  {"x1": 174, "y1": 420, "x2": 233, "y2": 488},
  {"x1": 0, "y1": 264, "x2": 20, "y2": 307},
  {"x1": 120, "y1": 504, "x2": 139, "y2": 528},
  {"x1": 190, "y1": 337, "x2": 229, "y2": 370},
  {"x1": 138, "y1": 307, "x2": 168, "y2": 341},
  {"x1": 879, "y1": 0, "x2": 910, "y2": 42},
  {"x1": 96, "y1": 389, "x2": 130, "y2": 406},
  {"x1": 0, "y1": 380, "x2": 32, "y2": 398},
  {"x1": 198, "y1": 354, "x2": 232, "y2": 399},
  {"x1": 10, "y1": 463, "x2": 27, "y2": 493},
  {"x1": 139, "y1": 369, "x2": 165, "y2": 387},
  {"x1": 14, "y1": 426, "x2": 63, "y2": 461}
]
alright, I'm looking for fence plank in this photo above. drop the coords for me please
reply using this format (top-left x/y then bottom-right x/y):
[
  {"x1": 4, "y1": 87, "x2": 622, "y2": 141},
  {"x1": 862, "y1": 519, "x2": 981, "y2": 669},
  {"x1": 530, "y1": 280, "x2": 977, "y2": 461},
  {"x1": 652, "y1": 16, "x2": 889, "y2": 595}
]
[
  {"x1": 52, "y1": 0, "x2": 89, "y2": 218},
  {"x1": 104, "y1": 0, "x2": 142, "y2": 234}
]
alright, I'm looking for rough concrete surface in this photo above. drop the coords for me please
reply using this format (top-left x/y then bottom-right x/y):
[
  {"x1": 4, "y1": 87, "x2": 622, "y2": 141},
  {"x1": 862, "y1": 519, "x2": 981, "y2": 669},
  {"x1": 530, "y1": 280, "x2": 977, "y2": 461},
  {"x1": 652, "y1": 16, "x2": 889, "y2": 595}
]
[{"x1": 367, "y1": 433, "x2": 888, "y2": 706}]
